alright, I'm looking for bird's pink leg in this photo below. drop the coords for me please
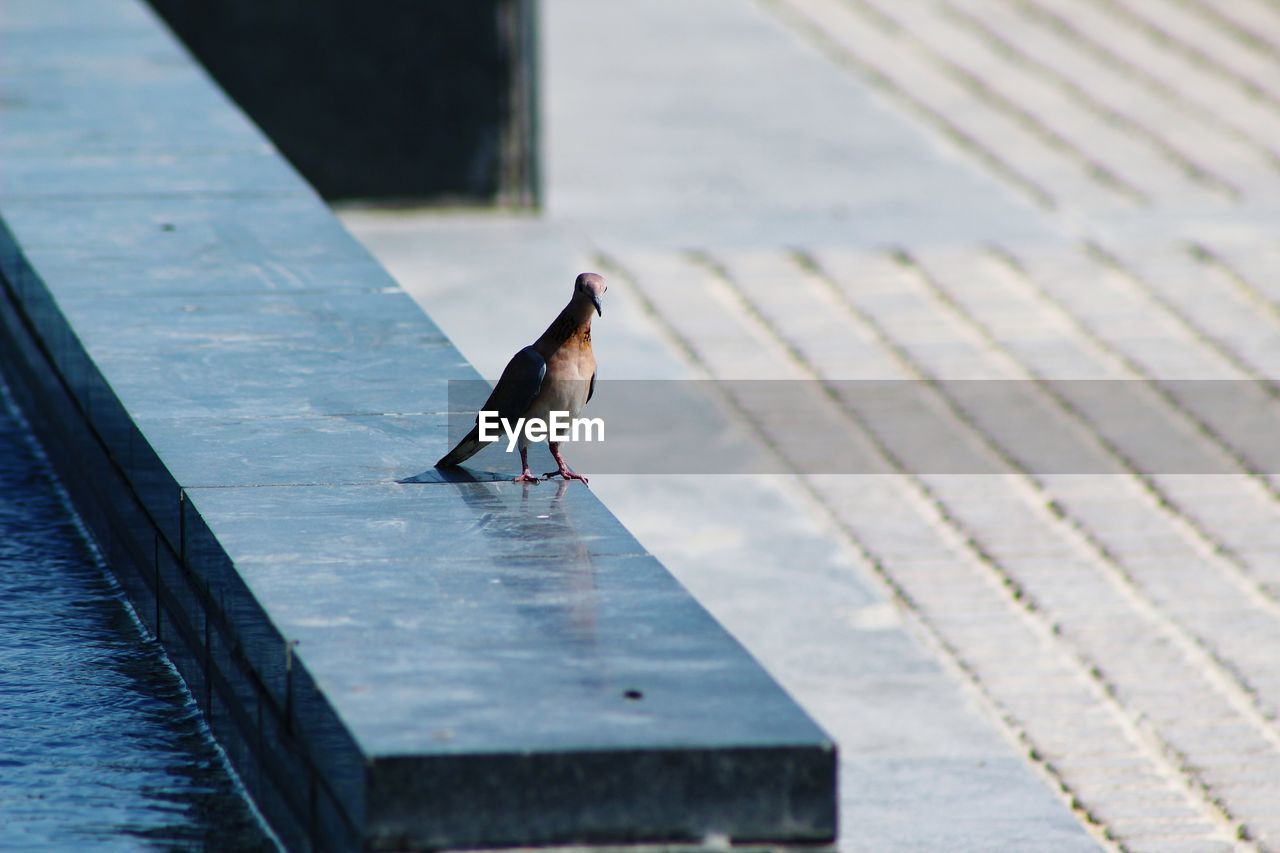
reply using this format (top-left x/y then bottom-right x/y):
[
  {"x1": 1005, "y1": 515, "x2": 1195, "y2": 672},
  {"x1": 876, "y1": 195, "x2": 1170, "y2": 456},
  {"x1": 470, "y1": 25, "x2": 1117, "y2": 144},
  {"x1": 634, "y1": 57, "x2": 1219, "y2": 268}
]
[
  {"x1": 543, "y1": 442, "x2": 588, "y2": 485},
  {"x1": 513, "y1": 446, "x2": 540, "y2": 484}
]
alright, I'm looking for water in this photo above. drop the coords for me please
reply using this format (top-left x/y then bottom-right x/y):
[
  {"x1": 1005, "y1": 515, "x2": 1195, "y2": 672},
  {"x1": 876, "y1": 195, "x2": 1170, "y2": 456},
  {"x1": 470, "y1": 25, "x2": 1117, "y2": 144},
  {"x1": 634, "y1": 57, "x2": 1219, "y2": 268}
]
[{"x1": 0, "y1": 379, "x2": 273, "y2": 850}]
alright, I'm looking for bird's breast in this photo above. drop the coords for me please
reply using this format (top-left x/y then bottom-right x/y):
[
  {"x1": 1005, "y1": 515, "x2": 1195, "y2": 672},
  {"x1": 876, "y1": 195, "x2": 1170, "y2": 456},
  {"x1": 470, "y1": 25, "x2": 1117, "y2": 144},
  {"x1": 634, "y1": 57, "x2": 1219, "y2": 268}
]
[{"x1": 525, "y1": 351, "x2": 593, "y2": 424}]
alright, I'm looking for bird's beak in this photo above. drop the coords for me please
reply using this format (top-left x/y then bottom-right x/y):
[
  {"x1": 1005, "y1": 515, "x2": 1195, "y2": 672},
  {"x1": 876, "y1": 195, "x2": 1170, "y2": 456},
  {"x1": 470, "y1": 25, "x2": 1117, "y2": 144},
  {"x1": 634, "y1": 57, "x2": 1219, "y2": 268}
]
[{"x1": 591, "y1": 294, "x2": 603, "y2": 317}]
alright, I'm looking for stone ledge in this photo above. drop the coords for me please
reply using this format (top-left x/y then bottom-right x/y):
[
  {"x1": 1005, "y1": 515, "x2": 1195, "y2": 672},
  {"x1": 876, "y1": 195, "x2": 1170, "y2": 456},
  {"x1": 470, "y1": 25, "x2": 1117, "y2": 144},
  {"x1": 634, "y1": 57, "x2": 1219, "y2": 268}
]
[{"x1": 0, "y1": 0, "x2": 836, "y2": 848}]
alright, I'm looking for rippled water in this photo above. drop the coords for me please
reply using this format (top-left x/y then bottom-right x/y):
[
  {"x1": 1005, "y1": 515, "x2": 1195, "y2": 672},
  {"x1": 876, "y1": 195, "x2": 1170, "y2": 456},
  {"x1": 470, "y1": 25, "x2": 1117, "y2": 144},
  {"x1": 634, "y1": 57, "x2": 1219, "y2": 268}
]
[{"x1": 0, "y1": 379, "x2": 272, "y2": 850}]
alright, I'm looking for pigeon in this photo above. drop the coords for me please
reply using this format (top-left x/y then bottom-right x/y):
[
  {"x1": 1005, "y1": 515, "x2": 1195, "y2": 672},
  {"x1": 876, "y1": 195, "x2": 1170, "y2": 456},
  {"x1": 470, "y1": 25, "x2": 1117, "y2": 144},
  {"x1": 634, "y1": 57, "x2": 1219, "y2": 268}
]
[{"x1": 436, "y1": 272, "x2": 606, "y2": 484}]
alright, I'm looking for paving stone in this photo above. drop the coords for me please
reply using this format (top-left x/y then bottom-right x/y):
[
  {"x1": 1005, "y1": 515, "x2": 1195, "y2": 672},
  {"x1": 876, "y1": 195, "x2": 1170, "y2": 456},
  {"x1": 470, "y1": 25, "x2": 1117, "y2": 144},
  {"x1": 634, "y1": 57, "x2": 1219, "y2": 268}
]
[
  {"x1": 946, "y1": 0, "x2": 1278, "y2": 199},
  {"x1": 863, "y1": 0, "x2": 1210, "y2": 206},
  {"x1": 1029, "y1": 0, "x2": 1280, "y2": 149},
  {"x1": 1116, "y1": 830, "x2": 1236, "y2": 853},
  {"x1": 543, "y1": 0, "x2": 1055, "y2": 248},
  {"x1": 1107, "y1": 0, "x2": 1280, "y2": 107}
]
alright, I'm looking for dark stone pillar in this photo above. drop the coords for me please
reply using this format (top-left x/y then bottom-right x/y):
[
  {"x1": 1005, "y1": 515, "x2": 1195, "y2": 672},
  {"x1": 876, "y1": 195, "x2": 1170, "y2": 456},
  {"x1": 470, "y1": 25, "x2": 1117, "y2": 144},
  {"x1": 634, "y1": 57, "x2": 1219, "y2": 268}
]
[{"x1": 146, "y1": 0, "x2": 539, "y2": 205}]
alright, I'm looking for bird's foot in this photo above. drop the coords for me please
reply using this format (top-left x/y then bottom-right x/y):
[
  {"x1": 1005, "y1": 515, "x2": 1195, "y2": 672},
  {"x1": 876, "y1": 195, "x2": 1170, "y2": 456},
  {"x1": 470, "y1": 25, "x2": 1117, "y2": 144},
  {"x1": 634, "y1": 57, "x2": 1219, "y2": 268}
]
[
  {"x1": 542, "y1": 467, "x2": 589, "y2": 485},
  {"x1": 513, "y1": 470, "x2": 541, "y2": 484}
]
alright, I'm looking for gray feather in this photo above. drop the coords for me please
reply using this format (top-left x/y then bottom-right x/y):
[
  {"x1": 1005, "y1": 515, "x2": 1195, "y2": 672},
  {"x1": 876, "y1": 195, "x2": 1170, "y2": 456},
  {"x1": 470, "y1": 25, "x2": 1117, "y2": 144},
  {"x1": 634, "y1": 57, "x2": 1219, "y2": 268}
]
[{"x1": 436, "y1": 346, "x2": 547, "y2": 467}]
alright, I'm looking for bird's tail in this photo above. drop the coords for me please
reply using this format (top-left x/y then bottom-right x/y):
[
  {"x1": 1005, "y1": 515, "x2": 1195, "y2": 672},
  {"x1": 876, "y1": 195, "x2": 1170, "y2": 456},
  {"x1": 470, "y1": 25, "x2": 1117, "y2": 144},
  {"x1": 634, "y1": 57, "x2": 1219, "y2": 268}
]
[{"x1": 436, "y1": 425, "x2": 487, "y2": 468}]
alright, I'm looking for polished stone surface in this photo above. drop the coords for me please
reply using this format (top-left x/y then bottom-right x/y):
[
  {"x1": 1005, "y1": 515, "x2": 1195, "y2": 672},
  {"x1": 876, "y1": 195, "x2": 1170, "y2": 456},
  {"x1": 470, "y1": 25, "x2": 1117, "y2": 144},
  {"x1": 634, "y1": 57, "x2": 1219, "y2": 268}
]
[{"x1": 187, "y1": 481, "x2": 824, "y2": 754}]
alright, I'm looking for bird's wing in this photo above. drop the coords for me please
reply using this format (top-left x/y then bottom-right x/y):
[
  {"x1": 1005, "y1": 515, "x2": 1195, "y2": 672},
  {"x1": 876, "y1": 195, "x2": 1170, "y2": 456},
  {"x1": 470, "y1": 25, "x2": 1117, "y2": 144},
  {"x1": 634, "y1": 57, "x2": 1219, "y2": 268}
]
[
  {"x1": 586, "y1": 369, "x2": 596, "y2": 404},
  {"x1": 480, "y1": 345, "x2": 546, "y2": 422},
  {"x1": 436, "y1": 346, "x2": 546, "y2": 468}
]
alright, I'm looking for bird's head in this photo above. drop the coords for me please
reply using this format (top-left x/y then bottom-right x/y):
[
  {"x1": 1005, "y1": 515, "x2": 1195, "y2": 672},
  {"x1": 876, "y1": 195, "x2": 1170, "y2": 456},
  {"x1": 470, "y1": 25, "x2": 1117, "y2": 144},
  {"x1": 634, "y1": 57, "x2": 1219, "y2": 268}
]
[{"x1": 574, "y1": 272, "x2": 607, "y2": 317}]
